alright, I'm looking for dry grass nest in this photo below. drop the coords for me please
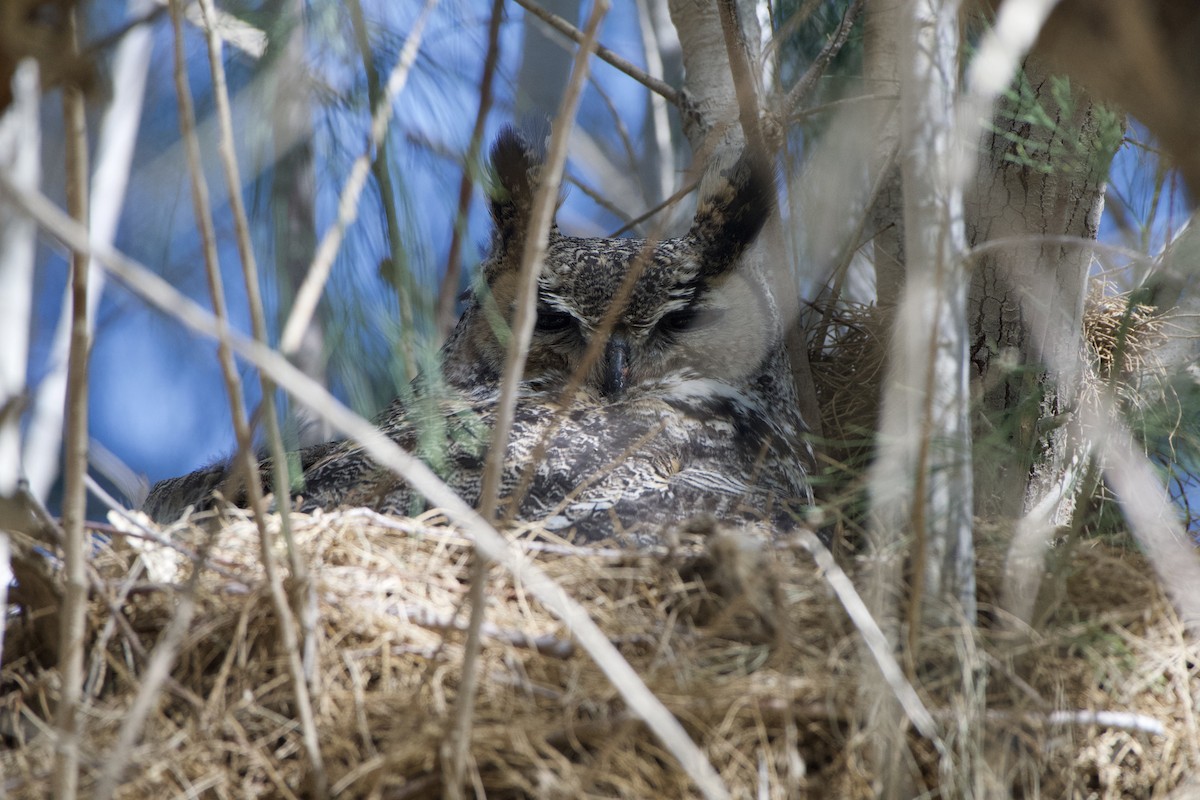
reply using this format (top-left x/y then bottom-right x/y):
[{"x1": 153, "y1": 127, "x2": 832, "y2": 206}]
[
  {"x1": 808, "y1": 285, "x2": 1179, "y2": 460},
  {"x1": 3, "y1": 506, "x2": 1198, "y2": 798}
]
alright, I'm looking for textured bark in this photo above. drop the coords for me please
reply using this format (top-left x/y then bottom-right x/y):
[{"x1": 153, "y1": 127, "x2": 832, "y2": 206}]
[
  {"x1": 965, "y1": 58, "x2": 1114, "y2": 526},
  {"x1": 668, "y1": 0, "x2": 751, "y2": 149},
  {"x1": 863, "y1": 0, "x2": 905, "y2": 302},
  {"x1": 974, "y1": 0, "x2": 1200, "y2": 195}
]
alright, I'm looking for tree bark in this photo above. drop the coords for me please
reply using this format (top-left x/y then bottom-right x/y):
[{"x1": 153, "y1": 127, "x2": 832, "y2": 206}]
[
  {"x1": 863, "y1": 0, "x2": 906, "y2": 302},
  {"x1": 965, "y1": 58, "x2": 1114, "y2": 526},
  {"x1": 669, "y1": 0, "x2": 824, "y2": 448}
]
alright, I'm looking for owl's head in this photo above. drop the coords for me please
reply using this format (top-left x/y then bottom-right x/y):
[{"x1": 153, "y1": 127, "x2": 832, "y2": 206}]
[{"x1": 446, "y1": 128, "x2": 780, "y2": 400}]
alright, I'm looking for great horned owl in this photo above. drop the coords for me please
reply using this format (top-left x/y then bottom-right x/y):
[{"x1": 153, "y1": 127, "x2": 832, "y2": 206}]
[{"x1": 145, "y1": 129, "x2": 814, "y2": 543}]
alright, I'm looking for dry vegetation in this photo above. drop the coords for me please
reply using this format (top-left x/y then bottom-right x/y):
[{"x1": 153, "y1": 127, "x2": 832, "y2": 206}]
[
  {"x1": 2, "y1": 297, "x2": 1194, "y2": 799},
  {"x1": 2, "y1": 503, "x2": 1195, "y2": 798}
]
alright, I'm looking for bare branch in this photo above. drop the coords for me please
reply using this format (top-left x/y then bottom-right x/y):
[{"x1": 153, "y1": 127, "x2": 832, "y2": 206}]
[
  {"x1": 478, "y1": 3, "x2": 608, "y2": 519},
  {"x1": 454, "y1": 4, "x2": 614, "y2": 796},
  {"x1": 167, "y1": 0, "x2": 327, "y2": 793},
  {"x1": 792, "y1": 532, "x2": 941, "y2": 742},
  {"x1": 22, "y1": 0, "x2": 155, "y2": 502},
  {"x1": 401, "y1": 602, "x2": 575, "y2": 659},
  {"x1": 436, "y1": 0, "x2": 504, "y2": 342},
  {"x1": 0, "y1": 60, "x2": 38, "y2": 498},
  {"x1": 783, "y1": 0, "x2": 865, "y2": 115},
  {"x1": 511, "y1": 0, "x2": 681, "y2": 106},
  {"x1": 0, "y1": 55, "x2": 40, "y2": 747},
  {"x1": 347, "y1": 0, "x2": 420, "y2": 379},
  {"x1": 443, "y1": 548, "x2": 490, "y2": 800},
  {"x1": 52, "y1": 12, "x2": 91, "y2": 798},
  {"x1": 279, "y1": 0, "x2": 439, "y2": 357},
  {"x1": 196, "y1": 0, "x2": 322, "y2": 709}
]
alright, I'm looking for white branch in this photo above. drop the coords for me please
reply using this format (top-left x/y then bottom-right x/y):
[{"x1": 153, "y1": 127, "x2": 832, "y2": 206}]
[
  {"x1": 0, "y1": 61, "x2": 39, "y2": 497},
  {"x1": 22, "y1": 0, "x2": 155, "y2": 503}
]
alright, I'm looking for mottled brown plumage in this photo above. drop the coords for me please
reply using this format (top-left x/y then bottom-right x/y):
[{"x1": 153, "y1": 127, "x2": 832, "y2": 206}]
[{"x1": 145, "y1": 129, "x2": 814, "y2": 543}]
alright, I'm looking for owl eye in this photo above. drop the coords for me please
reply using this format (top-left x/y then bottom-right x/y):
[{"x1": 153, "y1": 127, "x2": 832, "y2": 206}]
[
  {"x1": 659, "y1": 306, "x2": 723, "y2": 334},
  {"x1": 534, "y1": 307, "x2": 577, "y2": 334}
]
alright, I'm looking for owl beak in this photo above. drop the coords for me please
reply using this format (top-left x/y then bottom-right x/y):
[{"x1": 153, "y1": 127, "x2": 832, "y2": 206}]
[{"x1": 600, "y1": 334, "x2": 631, "y2": 400}]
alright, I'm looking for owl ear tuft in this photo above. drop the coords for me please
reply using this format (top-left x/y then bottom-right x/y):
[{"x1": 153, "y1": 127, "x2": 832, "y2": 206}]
[
  {"x1": 488, "y1": 127, "x2": 546, "y2": 259},
  {"x1": 688, "y1": 151, "x2": 775, "y2": 278}
]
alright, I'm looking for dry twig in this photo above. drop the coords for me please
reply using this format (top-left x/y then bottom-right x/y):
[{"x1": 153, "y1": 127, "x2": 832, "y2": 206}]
[
  {"x1": 52, "y1": 15, "x2": 91, "y2": 799},
  {"x1": 167, "y1": 0, "x2": 327, "y2": 793},
  {"x1": 511, "y1": 0, "x2": 681, "y2": 106},
  {"x1": 459, "y1": 4, "x2": 612, "y2": 796},
  {"x1": 279, "y1": 0, "x2": 439, "y2": 357},
  {"x1": 436, "y1": 0, "x2": 505, "y2": 341},
  {"x1": 195, "y1": 0, "x2": 320, "y2": 692}
]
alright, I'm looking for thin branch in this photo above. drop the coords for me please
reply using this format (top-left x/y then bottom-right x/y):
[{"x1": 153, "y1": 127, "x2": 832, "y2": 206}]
[
  {"x1": 0, "y1": 173, "x2": 732, "y2": 800},
  {"x1": 456, "y1": 4, "x2": 612, "y2": 795},
  {"x1": 566, "y1": 172, "x2": 637, "y2": 229},
  {"x1": 52, "y1": 12, "x2": 91, "y2": 799},
  {"x1": 402, "y1": 602, "x2": 575, "y2": 659},
  {"x1": 511, "y1": 0, "x2": 681, "y2": 106},
  {"x1": 347, "y1": 0, "x2": 419, "y2": 379},
  {"x1": 783, "y1": 0, "x2": 865, "y2": 115},
  {"x1": 279, "y1": 0, "x2": 439, "y2": 357},
  {"x1": 478, "y1": 3, "x2": 608, "y2": 520},
  {"x1": 607, "y1": 176, "x2": 698, "y2": 237},
  {"x1": 436, "y1": 0, "x2": 504, "y2": 342},
  {"x1": 792, "y1": 531, "x2": 942, "y2": 743},
  {"x1": 0, "y1": 62, "x2": 39, "y2": 492},
  {"x1": 195, "y1": 0, "x2": 319, "y2": 691},
  {"x1": 167, "y1": 0, "x2": 327, "y2": 794},
  {"x1": 22, "y1": 0, "x2": 155, "y2": 502},
  {"x1": 149, "y1": 0, "x2": 267, "y2": 58},
  {"x1": 717, "y1": 0, "x2": 766, "y2": 153},
  {"x1": 443, "y1": 549, "x2": 489, "y2": 800},
  {"x1": 0, "y1": 55, "x2": 41, "y2": 752}
]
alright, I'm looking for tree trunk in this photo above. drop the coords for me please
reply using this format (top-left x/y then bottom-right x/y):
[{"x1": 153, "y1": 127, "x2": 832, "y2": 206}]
[
  {"x1": 668, "y1": 0, "x2": 824, "y2": 449},
  {"x1": 965, "y1": 58, "x2": 1115, "y2": 526},
  {"x1": 863, "y1": 0, "x2": 905, "y2": 301},
  {"x1": 964, "y1": 56, "x2": 1116, "y2": 627}
]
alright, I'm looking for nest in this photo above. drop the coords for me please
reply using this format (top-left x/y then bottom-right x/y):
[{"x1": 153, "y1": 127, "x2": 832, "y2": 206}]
[
  {"x1": 2, "y1": 284, "x2": 1191, "y2": 797},
  {"x1": 3, "y1": 508, "x2": 1196, "y2": 798},
  {"x1": 807, "y1": 286, "x2": 1178, "y2": 470}
]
